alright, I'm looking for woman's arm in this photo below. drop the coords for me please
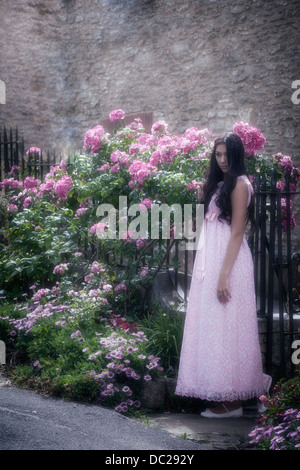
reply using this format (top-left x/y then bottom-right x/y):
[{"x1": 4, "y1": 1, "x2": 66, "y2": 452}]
[
  {"x1": 196, "y1": 182, "x2": 204, "y2": 202},
  {"x1": 216, "y1": 179, "x2": 249, "y2": 303}
]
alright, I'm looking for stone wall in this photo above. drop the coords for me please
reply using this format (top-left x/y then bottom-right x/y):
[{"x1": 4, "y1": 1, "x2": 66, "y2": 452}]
[{"x1": 0, "y1": 0, "x2": 299, "y2": 239}]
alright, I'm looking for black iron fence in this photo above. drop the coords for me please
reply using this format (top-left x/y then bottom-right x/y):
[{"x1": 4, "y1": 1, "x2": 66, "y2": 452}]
[
  {"x1": 0, "y1": 127, "x2": 25, "y2": 180},
  {"x1": 0, "y1": 127, "x2": 76, "y2": 182},
  {"x1": 252, "y1": 172, "x2": 299, "y2": 378}
]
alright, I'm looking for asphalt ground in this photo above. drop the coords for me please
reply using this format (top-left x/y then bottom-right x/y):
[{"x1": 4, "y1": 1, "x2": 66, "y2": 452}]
[
  {"x1": 0, "y1": 385, "x2": 202, "y2": 451},
  {"x1": 0, "y1": 369, "x2": 265, "y2": 459}
]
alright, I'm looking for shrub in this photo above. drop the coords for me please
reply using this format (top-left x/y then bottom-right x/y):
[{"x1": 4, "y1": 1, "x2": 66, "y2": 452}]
[
  {"x1": 1, "y1": 112, "x2": 299, "y2": 301},
  {"x1": 248, "y1": 376, "x2": 300, "y2": 450},
  {"x1": 0, "y1": 267, "x2": 164, "y2": 412}
]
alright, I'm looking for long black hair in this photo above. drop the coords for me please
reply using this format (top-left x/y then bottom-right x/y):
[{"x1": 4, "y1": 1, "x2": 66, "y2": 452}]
[{"x1": 202, "y1": 132, "x2": 254, "y2": 230}]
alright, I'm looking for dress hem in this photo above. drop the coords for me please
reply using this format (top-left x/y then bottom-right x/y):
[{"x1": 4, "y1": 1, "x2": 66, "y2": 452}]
[
  {"x1": 175, "y1": 375, "x2": 272, "y2": 402},
  {"x1": 175, "y1": 388, "x2": 268, "y2": 402}
]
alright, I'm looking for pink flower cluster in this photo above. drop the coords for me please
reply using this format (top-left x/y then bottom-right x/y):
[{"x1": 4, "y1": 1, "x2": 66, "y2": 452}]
[
  {"x1": 121, "y1": 229, "x2": 135, "y2": 242},
  {"x1": 83, "y1": 125, "x2": 106, "y2": 154},
  {"x1": 184, "y1": 127, "x2": 211, "y2": 146},
  {"x1": 276, "y1": 180, "x2": 297, "y2": 197},
  {"x1": 75, "y1": 201, "x2": 89, "y2": 217},
  {"x1": 114, "y1": 283, "x2": 127, "y2": 292},
  {"x1": 151, "y1": 120, "x2": 168, "y2": 135},
  {"x1": 233, "y1": 121, "x2": 266, "y2": 156},
  {"x1": 109, "y1": 109, "x2": 125, "y2": 122},
  {"x1": 53, "y1": 175, "x2": 72, "y2": 200},
  {"x1": 75, "y1": 207, "x2": 88, "y2": 217},
  {"x1": 109, "y1": 150, "x2": 130, "y2": 173},
  {"x1": 110, "y1": 150, "x2": 130, "y2": 164},
  {"x1": 97, "y1": 163, "x2": 110, "y2": 171},
  {"x1": 8, "y1": 204, "x2": 18, "y2": 212},
  {"x1": 280, "y1": 198, "x2": 296, "y2": 232},
  {"x1": 53, "y1": 263, "x2": 69, "y2": 275},
  {"x1": 187, "y1": 180, "x2": 198, "y2": 191},
  {"x1": 39, "y1": 178, "x2": 55, "y2": 196},
  {"x1": 1, "y1": 178, "x2": 41, "y2": 211},
  {"x1": 91, "y1": 261, "x2": 105, "y2": 274},
  {"x1": 139, "y1": 198, "x2": 153, "y2": 212},
  {"x1": 273, "y1": 153, "x2": 294, "y2": 172},
  {"x1": 82, "y1": 112, "x2": 214, "y2": 190},
  {"x1": 45, "y1": 162, "x2": 65, "y2": 178},
  {"x1": 26, "y1": 147, "x2": 41, "y2": 157},
  {"x1": 10, "y1": 165, "x2": 20, "y2": 175},
  {"x1": 136, "y1": 133, "x2": 157, "y2": 148},
  {"x1": 136, "y1": 237, "x2": 148, "y2": 248},
  {"x1": 9, "y1": 299, "x2": 69, "y2": 335},
  {"x1": 85, "y1": 331, "x2": 163, "y2": 412},
  {"x1": 23, "y1": 196, "x2": 33, "y2": 208},
  {"x1": 32, "y1": 288, "x2": 51, "y2": 302},
  {"x1": 23, "y1": 177, "x2": 39, "y2": 189},
  {"x1": 0, "y1": 178, "x2": 23, "y2": 190},
  {"x1": 128, "y1": 117, "x2": 144, "y2": 131},
  {"x1": 149, "y1": 135, "x2": 178, "y2": 165},
  {"x1": 90, "y1": 222, "x2": 107, "y2": 236},
  {"x1": 128, "y1": 160, "x2": 157, "y2": 188}
]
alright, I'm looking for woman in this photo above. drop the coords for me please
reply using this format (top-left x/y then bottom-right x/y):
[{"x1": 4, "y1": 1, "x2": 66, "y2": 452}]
[{"x1": 175, "y1": 132, "x2": 271, "y2": 417}]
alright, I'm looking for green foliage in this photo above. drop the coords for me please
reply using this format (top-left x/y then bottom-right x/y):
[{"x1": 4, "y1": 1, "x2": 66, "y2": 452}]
[
  {"x1": 139, "y1": 304, "x2": 185, "y2": 374},
  {"x1": 261, "y1": 375, "x2": 300, "y2": 419},
  {"x1": 248, "y1": 375, "x2": 300, "y2": 450},
  {"x1": 0, "y1": 289, "x2": 164, "y2": 410},
  {"x1": 0, "y1": 199, "x2": 79, "y2": 294}
]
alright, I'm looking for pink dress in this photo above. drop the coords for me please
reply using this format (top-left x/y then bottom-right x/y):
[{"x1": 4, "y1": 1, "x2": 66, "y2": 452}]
[{"x1": 175, "y1": 175, "x2": 271, "y2": 402}]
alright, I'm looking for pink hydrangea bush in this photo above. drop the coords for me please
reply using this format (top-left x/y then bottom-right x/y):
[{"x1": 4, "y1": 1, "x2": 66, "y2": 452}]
[
  {"x1": 0, "y1": 257, "x2": 164, "y2": 412},
  {"x1": 233, "y1": 121, "x2": 266, "y2": 156},
  {"x1": 53, "y1": 175, "x2": 72, "y2": 200},
  {"x1": 1, "y1": 111, "x2": 299, "y2": 298},
  {"x1": 83, "y1": 124, "x2": 108, "y2": 154}
]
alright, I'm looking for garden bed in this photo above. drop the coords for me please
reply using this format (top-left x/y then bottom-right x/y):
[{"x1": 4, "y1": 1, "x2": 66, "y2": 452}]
[{"x1": 0, "y1": 110, "x2": 299, "y2": 443}]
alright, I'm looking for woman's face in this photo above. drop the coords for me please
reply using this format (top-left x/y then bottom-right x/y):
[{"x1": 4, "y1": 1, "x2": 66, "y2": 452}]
[{"x1": 215, "y1": 143, "x2": 228, "y2": 175}]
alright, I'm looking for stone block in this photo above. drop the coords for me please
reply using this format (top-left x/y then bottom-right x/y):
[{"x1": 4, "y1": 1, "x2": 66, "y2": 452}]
[{"x1": 141, "y1": 378, "x2": 166, "y2": 410}]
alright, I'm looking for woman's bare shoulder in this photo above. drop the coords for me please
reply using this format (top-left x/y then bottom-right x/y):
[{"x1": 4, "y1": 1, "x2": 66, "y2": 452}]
[
  {"x1": 235, "y1": 176, "x2": 249, "y2": 190},
  {"x1": 232, "y1": 177, "x2": 249, "y2": 201}
]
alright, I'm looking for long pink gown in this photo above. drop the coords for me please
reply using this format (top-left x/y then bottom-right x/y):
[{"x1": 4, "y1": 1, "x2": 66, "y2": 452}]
[{"x1": 175, "y1": 175, "x2": 271, "y2": 402}]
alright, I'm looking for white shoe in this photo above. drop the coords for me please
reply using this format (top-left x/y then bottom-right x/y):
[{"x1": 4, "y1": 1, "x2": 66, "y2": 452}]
[
  {"x1": 257, "y1": 402, "x2": 267, "y2": 413},
  {"x1": 200, "y1": 404, "x2": 243, "y2": 418}
]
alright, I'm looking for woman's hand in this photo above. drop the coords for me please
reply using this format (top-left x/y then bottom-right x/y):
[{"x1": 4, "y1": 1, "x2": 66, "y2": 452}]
[
  {"x1": 216, "y1": 272, "x2": 231, "y2": 303},
  {"x1": 195, "y1": 182, "x2": 204, "y2": 201}
]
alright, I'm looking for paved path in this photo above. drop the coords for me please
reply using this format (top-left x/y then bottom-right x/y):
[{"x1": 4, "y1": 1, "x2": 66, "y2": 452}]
[
  {"x1": 0, "y1": 383, "x2": 202, "y2": 451},
  {"x1": 149, "y1": 412, "x2": 256, "y2": 450},
  {"x1": 0, "y1": 371, "x2": 257, "y2": 451}
]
